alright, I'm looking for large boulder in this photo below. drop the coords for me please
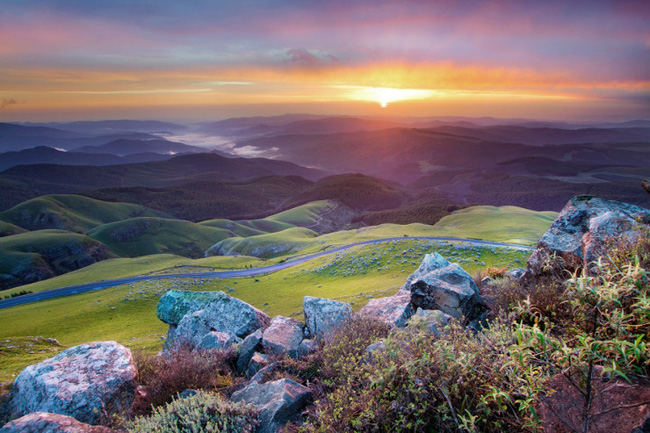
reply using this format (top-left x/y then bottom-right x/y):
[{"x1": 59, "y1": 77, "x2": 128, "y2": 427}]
[
  {"x1": 408, "y1": 253, "x2": 488, "y2": 322},
  {"x1": 524, "y1": 196, "x2": 650, "y2": 278},
  {"x1": 231, "y1": 378, "x2": 313, "y2": 433},
  {"x1": 359, "y1": 291, "x2": 413, "y2": 327},
  {"x1": 303, "y1": 296, "x2": 352, "y2": 339},
  {"x1": 156, "y1": 290, "x2": 223, "y2": 325},
  {"x1": 404, "y1": 253, "x2": 451, "y2": 288},
  {"x1": 163, "y1": 291, "x2": 270, "y2": 351},
  {"x1": 8, "y1": 341, "x2": 137, "y2": 425},
  {"x1": 237, "y1": 329, "x2": 264, "y2": 374},
  {"x1": 262, "y1": 316, "x2": 304, "y2": 359},
  {"x1": 195, "y1": 331, "x2": 241, "y2": 352},
  {"x1": 0, "y1": 412, "x2": 114, "y2": 433}
]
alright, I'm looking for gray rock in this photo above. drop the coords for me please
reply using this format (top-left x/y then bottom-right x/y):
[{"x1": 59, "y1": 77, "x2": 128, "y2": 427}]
[
  {"x1": 480, "y1": 276, "x2": 494, "y2": 288},
  {"x1": 359, "y1": 292, "x2": 413, "y2": 327},
  {"x1": 250, "y1": 362, "x2": 278, "y2": 384},
  {"x1": 505, "y1": 268, "x2": 525, "y2": 279},
  {"x1": 524, "y1": 196, "x2": 650, "y2": 279},
  {"x1": 8, "y1": 341, "x2": 137, "y2": 425},
  {"x1": 404, "y1": 253, "x2": 451, "y2": 288},
  {"x1": 297, "y1": 339, "x2": 319, "y2": 358},
  {"x1": 363, "y1": 341, "x2": 386, "y2": 363},
  {"x1": 237, "y1": 329, "x2": 264, "y2": 374},
  {"x1": 164, "y1": 291, "x2": 270, "y2": 351},
  {"x1": 177, "y1": 389, "x2": 198, "y2": 400},
  {"x1": 410, "y1": 308, "x2": 453, "y2": 336},
  {"x1": 156, "y1": 290, "x2": 223, "y2": 325},
  {"x1": 262, "y1": 316, "x2": 304, "y2": 359},
  {"x1": 231, "y1": 379, "x2": 313, "y2": 433},
  {"x1": 247, "y1": 352, "x2": 270, "y2": 379},
  {"x1": 0, "y1": 412, "x2": 114, "y2": 433},
  {"x1": 195, "y1": 331, "x2": 241, "y2": 352},
  {"x1": 409, "y1": 260, "x2": 488, "y2": 322},
  {"x1": 303, "y1": 296, "x2": 352, "y2": 339}
]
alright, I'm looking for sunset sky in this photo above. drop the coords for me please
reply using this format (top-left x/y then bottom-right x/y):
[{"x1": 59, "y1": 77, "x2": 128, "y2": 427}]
[{"x1": 1, "y1": 0, "x2": 648, "y2": 122}]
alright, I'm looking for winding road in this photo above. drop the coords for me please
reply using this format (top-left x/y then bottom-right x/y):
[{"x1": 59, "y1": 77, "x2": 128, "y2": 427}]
[{"x1": 0, "y1": 236, "x2": 534, "y2": 310}]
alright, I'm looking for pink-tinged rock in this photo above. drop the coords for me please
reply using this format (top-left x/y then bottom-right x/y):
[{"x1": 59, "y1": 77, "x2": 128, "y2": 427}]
[
  {"x1": 231, "y1": 378, "x2": 313, "y2": 433},
  {"x1": 0, "y1": 412, "x2": 114, "y2": 432},
  {"x1": 524, "y1": 196, "x2": 650, "y2": 278},
  {"x1": 8, "y1": 341, "x2": 137, "y2": 425},
  {"x1": 261, "y1": 316, "x2": 304, "y2": 359},
  {"x1": 246, "y1": 352, "x2": 270, "y2": 379},
  {"x1": 359, "y1": 291, "x2": 413, "y2": 327}
]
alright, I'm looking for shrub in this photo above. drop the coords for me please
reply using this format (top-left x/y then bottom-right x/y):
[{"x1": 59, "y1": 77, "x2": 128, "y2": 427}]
[
  {"x1": 132, "y1": 346, "x2": 240, "y2": 415},
  {"x1": 485, "y1": 267, "x2": 507, "y2": 279},
  {"x1": 128, "y1": 390, "x2": 258, "y2": 433}
]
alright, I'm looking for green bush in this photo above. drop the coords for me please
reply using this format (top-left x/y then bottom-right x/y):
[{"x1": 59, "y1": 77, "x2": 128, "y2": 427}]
[{"x1": 128, "y1": 391, "x2": 258, "y2": 433}]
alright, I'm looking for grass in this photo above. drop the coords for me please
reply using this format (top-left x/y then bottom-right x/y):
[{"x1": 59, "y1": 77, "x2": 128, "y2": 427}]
[
  {"x1": 0, "y1": 194, "x2": 165, "y2": 233},
  {"x1": 0, "y1": 238, "x2": 531, "y2": 382},
  {"x1": 0, "y1": 222, "x2": 26, "y2": 238},
  {"x1": 87, "y1": 217, "x2": 232, "y2": 258}
]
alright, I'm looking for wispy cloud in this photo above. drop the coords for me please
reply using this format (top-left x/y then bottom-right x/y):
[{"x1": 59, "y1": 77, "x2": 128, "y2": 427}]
[{"x1": 1, "y1": 98, "x2": 19, "y2": 108}]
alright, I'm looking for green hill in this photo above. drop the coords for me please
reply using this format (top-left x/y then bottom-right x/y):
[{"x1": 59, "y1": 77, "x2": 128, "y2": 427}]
[
  {"x1": 0, "y1": 229, "x2": 113, "y2": 290},
  {"x1": 0, "y1": 221, "x2": 27, "y2": 237},
  {"x1": 87, "y1": 217, "x2": 232, "y2": 258},
  {"x1": 0, "y1": 194, "x2": 165, "y2": 233},
  {"x1": 205, "y1": 226, "x2": 319, "y2": 258}
]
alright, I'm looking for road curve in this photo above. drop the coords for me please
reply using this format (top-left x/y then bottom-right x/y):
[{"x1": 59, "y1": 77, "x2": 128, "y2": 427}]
[{"x1": 0, "y1": 236, "x2": 533, "y2": 310}]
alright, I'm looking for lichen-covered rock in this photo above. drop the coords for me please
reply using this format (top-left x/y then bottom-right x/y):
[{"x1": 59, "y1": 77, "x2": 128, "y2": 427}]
[
  {"x1": 303, "y1": 296, "x2": 352, "y2": 339},
  {"x1": 524, "y1": 196, "x2": 650, "y2": 278},
  {"x1": 297, "y1": 339, "x2": 319, "y2": 358},
  {"x1": 404, "y1": 253, "x2": 451, "y2": 288},
  {"x1": 237, "y1": 329, "x2": 263, "y2": 374},
  {"x1": 196, "y1": 331, "x2": 241, "y2": 352},
  {"x1": 163, "y1": 291, "x2": 270, "y2": 351},
  {"x1": 261, "y1": 316, "x2": 304, "y2": 359},
  {"x1": 0, "y1": 412, "x2": 114, "y2": 433},
  {"x1": 408, "y1": 258, "x2": 488, "y2": 322},
  {"x1": 363, "y1": 340, "x2": 386, "y2": 363},
  {"x1": 8, "y1": 341, "x2": 137, "y2": 425},
  {"x1": 231, "y1": 379, "x2": 313, "y2": 433},
  {"x1": 359, "y1": 291, "x2": 413, "y2": 327},
  {"x1": 246, "y1": 352, "x2": 270, "y2": 379},
  {"x1": 409, "y1": 308, "x2": 453, "y2": 336},
  {"x1": 156, "y1": 290, "x2": 223, "y2": 325}
]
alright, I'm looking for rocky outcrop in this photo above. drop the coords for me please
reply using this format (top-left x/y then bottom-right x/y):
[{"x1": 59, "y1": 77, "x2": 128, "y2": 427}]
[
  {"x1": 231, "y1": 378, "x2": 313, "y2": 433},
  {"x1": 8, "y1": 341, "x2": 137, "y2": 425},
  {"x1": 407, "y1": 253, "x2": 488, "y2": 323},
  {"x1": 524, "y1": 196, "x2": 650, "y2": 278},
  {"x1": 261, "y1": 316, "x2": 304, "y2": 359},
  {"x1": 0, "y1": 412, "x2": 114, "y2": 433},
  {"x1": 237, "y1": 329, "x2": 264, "y2": 374},
  {"x1": 303, "y1": 296, "x2": 352, "y2": 339},
  {"x1": 246, "y1": 353, "x2": 271, "y2": 379},
  {"x1": 196, "y1": 331, "x2": 241, "y2": 352},
  {"x1": 359, "y1": 290, "x2": 413, "y2": 327},
  {"x1": 160, "y1": 291, "x2": 270, "y2": 352}
]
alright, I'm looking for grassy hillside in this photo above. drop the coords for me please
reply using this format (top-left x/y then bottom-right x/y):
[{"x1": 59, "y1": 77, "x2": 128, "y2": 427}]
[
  {"x1": 0, "y1": 238, "x2": 531, "y2": 381},
  {"x1": 206, "y1": 227, "x2": 319, "y2": 258},
  {"x1": 0, "y1": 194, "x2": 165, "y2": 232},
  {"x1": 0, "y1": 221, "x2": 27, "y2": 237},
  {"x1": 87, "y1": 217, "x2": 232, "y2": 258}
]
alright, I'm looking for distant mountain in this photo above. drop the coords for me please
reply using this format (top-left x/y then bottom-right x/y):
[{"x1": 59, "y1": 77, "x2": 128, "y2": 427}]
[
  {"x1": 0, "y1": 123, "x2": 84, "y2": 151},
  {"x1": 23, "y1": 120, "x2": 188, "y2": 135},
  {"x1": 73, "y1": 139, "x2": 205, "y2": 156},
  {"x1": 0, "y1": 146, "x2": 175, "y2": 171},
  {"x1": 197, "y1": 114, "x2": 326, "y2": 136}
]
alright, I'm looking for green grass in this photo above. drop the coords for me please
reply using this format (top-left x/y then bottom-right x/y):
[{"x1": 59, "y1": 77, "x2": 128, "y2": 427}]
[
  {"x1": 0, "y1": 194, "x2": 165, "y2": 233},
  {"x1": 205, "y1": 227, "x2": 319, "y2": 258},
  {"x1": 87, "y1": 217, "x2": 232, "y2": 258},
  {"x1": 0, "y1": 238, "x2": 531, "y2": 382},
  {"x1": 265, "y1": 200, "x2": 337, "y2": 226},
  {"x1": 0, "y1": 221, "x2": 27, "y2": 238}
]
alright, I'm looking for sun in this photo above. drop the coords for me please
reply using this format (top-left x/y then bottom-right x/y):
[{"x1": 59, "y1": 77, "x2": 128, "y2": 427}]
[{"x1": 339, "y1": 86, "x2": 438, "y2": 108}]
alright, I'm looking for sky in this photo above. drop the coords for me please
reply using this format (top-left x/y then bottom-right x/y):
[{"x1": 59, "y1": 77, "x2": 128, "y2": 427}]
[{"x1": 1, "y1": 0, "x2": 649, "y2": 122}]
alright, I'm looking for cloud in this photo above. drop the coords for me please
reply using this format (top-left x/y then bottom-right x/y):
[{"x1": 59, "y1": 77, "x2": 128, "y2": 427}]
[
  {"x1": 286, "y1": 48, "x2": 339, "y2": 65},
  {"x1": 0, "y1": 98, "x2": 18, "y2": 108}
]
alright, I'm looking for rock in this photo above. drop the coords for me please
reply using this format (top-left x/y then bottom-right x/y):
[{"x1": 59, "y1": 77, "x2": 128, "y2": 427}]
[
  {"x1": 408, "y1": 258, "x2": 488, "y2": 322},
  {"x1": 297, "y1": 339, "x2": 319, "y2": 358},
  {"x1": 363, "y1": 341, "x2": 386, "y2": 363},
  {"x1": 8, "y1": 341, "x2": 137, "y2": 425},
  {"x1": 404, "y1": 253, "x2": 451, "y2": 288},
  {"x1": 237, "y1": 329, "x2": 263, "y2": 374},
  {"x1": 480, "y1": 276, "x2": 494, "y2": 288},
  {"x1": 524, "y1": 196, "x2": 650, "y2": 279},
  {"x1": 261, "y1": 316, "x2": 304, "y2": 359},
  {"x1": 195, "y1": 331, "x2": 241, "y2": 352},
  {"x1": 156, "y1": 290, "x2": 223, "y2": 325},
  {"x1": 359, "y1": 292, "x2": 413, "y2": 327},
  {"x1": 303, "y1": 296, "x2": 352, "y2": 339},
  {"x1": 250, "y1": 363, "x2": 278, "y2": 384},
  {"x1": 505, "y1": 268, "x2": 525, "y2": 279},
  {"x1": 231, "y1": 378, "x2": 313, "y2": 433},
  {"x1": 177, "y1": 389, "x2": 198, "y2": 400},
  {"x1": 409, "y1": 308, "x2": 453, "y2": 336},
  {"x1": 164, "y1": 291, "x2": 270, "y2": 351},
  {"x1": 246, "y1": 352, "x2": 270, "y2": 379},
  {"x1": 0, "y1": 412, "x2": 114, "y2": 433}
]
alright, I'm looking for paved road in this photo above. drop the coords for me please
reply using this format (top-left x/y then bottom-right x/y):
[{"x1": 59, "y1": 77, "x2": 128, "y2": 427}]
[{"x1": 0, "y1": 236, "x2": 533, "y2": 310}]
